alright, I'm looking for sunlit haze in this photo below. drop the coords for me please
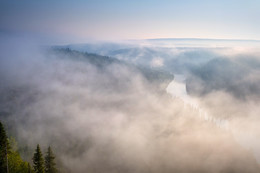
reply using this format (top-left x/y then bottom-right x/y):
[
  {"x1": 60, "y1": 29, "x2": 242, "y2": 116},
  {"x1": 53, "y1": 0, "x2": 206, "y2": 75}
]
[{"x1": 1, "y1": 1, "x2": 260, "y2": 173}]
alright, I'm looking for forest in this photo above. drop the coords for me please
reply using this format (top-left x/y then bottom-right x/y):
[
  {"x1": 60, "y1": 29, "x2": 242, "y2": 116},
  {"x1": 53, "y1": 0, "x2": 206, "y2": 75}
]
[{"x1": 0, "y1": 121, "x2": 58, "y2": 173}]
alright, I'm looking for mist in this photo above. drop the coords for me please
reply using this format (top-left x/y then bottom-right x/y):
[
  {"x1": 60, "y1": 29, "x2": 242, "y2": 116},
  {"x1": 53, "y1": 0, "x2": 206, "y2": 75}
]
[{"x1": 1, "y1": 36, "x2": 260, "y2": 173}]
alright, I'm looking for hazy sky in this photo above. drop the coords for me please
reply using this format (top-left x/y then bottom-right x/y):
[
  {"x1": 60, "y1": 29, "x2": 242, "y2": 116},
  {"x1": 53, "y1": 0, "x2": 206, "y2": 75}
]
[{"x1": 0, "y1": 0, "x2": 260, "y2": 43}]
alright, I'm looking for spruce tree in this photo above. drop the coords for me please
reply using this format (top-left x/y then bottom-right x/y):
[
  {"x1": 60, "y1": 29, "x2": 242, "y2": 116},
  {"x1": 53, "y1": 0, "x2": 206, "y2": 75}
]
[
  {"x1": 0, "y1": 121, "x2": 10, "y2": 173},
  {"x1": 33, "y1": 144, "x2": 45, "y2": 173},
  {"x1": 45, "y1": 146, "x2": 57, "y2": 173}
]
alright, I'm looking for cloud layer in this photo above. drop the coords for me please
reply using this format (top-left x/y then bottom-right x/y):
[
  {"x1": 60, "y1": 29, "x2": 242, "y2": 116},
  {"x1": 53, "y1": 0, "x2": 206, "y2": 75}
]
[{"x1": 1, "y1": 38, "x2": 260, "y2": 172}]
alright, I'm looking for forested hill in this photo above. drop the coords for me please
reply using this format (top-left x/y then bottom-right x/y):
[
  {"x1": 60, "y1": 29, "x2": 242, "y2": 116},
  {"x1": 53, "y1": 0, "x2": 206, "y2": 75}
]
[{"x1": 51, "y1": 48, "x2": 173, "y2": 87}]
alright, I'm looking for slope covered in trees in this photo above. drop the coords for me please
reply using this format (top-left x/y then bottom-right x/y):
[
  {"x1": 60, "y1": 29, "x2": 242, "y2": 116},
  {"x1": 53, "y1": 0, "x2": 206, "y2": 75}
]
[
  {"x1": 0, "y1": 121, "x2": 31, "y2": 173},
  {"x1": 0, "y1": 121, "x2": 58, "y2": 173}
]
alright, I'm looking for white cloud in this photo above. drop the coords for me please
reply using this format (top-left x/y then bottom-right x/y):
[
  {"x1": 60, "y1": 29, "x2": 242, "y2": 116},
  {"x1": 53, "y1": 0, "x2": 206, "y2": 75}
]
[{"x1": 150, "y1": 57, "x2": 164, "y2": 67}]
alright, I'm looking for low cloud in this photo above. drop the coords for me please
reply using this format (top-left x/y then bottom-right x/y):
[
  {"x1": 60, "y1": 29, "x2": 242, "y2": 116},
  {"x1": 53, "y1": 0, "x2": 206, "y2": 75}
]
[
  {"x1": 0, "y1": 38, "x2": 260, "y2": 172},
  {"x1": 150, "y1": 57, "x2": 164, "y2": 67}
]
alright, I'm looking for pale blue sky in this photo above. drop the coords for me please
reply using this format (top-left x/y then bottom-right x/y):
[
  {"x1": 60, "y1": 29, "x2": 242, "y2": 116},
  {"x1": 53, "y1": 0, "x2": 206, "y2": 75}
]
[{"x1": 0, "y1": 0, "x2": 260, "y2": 43}]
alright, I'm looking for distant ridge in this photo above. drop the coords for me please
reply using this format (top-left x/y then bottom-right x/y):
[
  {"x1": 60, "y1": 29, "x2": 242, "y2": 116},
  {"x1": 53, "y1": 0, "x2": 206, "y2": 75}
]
[{"x1": 146, "y1": 38, "x2": 260, "y2": 42}]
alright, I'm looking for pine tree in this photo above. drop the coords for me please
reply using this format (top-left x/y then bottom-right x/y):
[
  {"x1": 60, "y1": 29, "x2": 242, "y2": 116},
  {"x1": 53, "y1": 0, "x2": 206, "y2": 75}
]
[
  {"x1": 33, "y1": 144, "x2": 45, "y2": 173},
  {"x1": 0, "y1": 121, "x2": 31, "y2": 173},
  {"x1": 45, "y1": 146, "x2": 57, "y2": 173},
  {"x1": 0, "y1": 121, "x2": 10, "y2": 173}
]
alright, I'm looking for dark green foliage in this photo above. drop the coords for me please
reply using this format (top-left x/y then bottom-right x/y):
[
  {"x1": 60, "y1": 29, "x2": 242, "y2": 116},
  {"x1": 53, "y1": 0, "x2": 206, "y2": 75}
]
[
  {"x1": 0, "y1": 121, "x2": 59, "y2": 173},
  {"x1": 8, "y1": 151, "x2": 30, "y2": 173},
  {"x1": 0, "y1": 121, "x2": 31, "y2": 173},
  {"x1": 45, "y1": 146, "x2": 57, "y2": 173},
  {"x1": 0, "y1": 121, "x2": 10, "y2": 173},
  {"x1": 33, "y1": 144, "x2": 45, "y2": 173}
]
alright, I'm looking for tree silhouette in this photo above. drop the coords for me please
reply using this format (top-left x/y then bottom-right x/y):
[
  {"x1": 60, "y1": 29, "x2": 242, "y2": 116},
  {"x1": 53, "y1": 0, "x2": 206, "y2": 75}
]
[
  {"x1": 0, "y1": 121, "x2": 10, "y2": 173},
  {"x1": 45, "y1": 146, "x2": 57, "y2": 173},
  {"x1": 33, "y1": 144, "x2": 45, "y2": 173}
]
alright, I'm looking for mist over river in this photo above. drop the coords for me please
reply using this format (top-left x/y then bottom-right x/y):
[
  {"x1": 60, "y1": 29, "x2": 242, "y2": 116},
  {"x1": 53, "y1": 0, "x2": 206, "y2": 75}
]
[{"x1": 166, "y1": 74, "x2": 229, "y2": 129}]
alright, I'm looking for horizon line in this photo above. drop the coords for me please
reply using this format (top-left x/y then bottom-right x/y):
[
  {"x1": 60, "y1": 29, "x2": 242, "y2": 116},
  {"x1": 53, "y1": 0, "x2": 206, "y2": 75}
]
[{"x1": 144, "y1": 37, "x2": 260, "y2": 42}]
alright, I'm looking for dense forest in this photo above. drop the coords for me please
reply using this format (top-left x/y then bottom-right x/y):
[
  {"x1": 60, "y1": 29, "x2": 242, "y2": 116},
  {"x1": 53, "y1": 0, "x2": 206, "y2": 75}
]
[{"x1": 0, "y1": 121, "x2": 57, "y2": 173}]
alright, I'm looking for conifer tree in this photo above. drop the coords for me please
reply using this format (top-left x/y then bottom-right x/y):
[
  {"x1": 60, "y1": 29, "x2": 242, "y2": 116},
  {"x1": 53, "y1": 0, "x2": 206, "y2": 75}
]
[
  {"x1": 33, "y1": 144, "x2": 45, "y2": 173},
  {"x1": 0, "y1": 121, "x2": 10, "y2": 173},
  {"x1": 45, "y1": 146, "x2": 57, "y2": 173}
]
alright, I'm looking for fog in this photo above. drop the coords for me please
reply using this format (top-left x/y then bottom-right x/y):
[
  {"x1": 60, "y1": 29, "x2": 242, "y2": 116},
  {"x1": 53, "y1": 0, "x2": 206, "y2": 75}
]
[{"x1": 1, "y1": 37, "x2": 260, "y2": 172}]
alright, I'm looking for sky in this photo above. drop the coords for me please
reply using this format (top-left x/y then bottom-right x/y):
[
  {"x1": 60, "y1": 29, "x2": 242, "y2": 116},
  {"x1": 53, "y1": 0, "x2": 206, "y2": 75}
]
[{"x1": 0, "y1": 0, "x2": 260, "y2": 43}]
